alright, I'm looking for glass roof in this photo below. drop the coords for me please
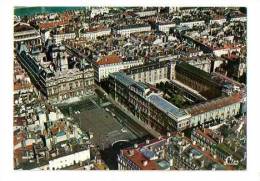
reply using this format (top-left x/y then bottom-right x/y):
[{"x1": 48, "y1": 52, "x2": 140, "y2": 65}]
[{"x1": 147, "y1": 93, "x2": 188, "y2": 120}]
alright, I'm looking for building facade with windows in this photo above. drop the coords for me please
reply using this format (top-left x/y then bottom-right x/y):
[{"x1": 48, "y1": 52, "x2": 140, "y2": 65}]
[
  {"x1": 185, "y1": 93, "x2": 241, "y2": 127},
  {"x1": 16, "y1": 44, "x2": 95, "y2": 102},
  {"x1": 175, "y1": 62, "x2": 222, "y2": 99},
  {"x1": 14, "y1": 22, "x2": 42, "y2": 49},
  {"x1": 93, "y1": 54, "x2": 143, "y2": 82},
  {"x1": 109, "y1": 72, "x2": 191, "y2": 133},
  {"x1": 116, "y1": 24, "x2": 151, "y2": 37},
  {"x1": 125, "y1": 60, "x2": 176, "y2": 85},
  {"x1": 80, "y1": 27, "x2": 111, "y2": 40}
]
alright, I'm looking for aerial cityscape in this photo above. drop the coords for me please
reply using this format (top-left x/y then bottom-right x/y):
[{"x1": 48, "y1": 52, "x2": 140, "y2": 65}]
[{"x1": 13, "y1": 7, "x2": 247, "y2": 170}]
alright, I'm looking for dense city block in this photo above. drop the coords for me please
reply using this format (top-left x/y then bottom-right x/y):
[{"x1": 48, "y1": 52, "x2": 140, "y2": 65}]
[{"x1": 13, "y1": 7, "x2": 246, "y2": 170}]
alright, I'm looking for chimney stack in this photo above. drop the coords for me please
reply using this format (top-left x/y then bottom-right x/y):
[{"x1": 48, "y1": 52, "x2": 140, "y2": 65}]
[
  {"x1": 201, "y1": 160, "x2": 205, "y2": 168},
  {"x1": 166, "y1": 138, "x2": 170, "y2": 144},
  {"x1": 189, "y1": 153, "x2": 193, "y2": 159},
  {"x1": 158, "y1": 135, "x2": 163, "y2": 140},
  {"x1": 45, "y1": 150, "x2": 50, "y2": 160},
  {"x1": 146, "y1": 139, "x2": 150, "y2": 145},
  {"x1": 169, "y1": 158, "x2": 173, "y2": 167},
  {"x1": 142, "y1": 160, "x2": 148, "y2": 167},
  {"x1": 128, "y1": 149, "x2": 134, "y2": 156},
  {"x1": 36, "y1": 154, "x2": 40, "y2": 164},
  {"x1": 181, "y1": 132, "x2": 185, "y2": 137},
  {"x1": 235, "y1": 146, "x2": 238, "y2": 152},
  {"x1": 120, "y1": 150, "x2": 124, "y2": 156},
  {"x1": 15, "y1": 157, "x2": 19, "y2": 167},
  {"x1": 243, "y1": 151, "x2": 247, "y2": 161},
  {"x1": 213, "y1": 154, "x2": 217, "y2": 159}
]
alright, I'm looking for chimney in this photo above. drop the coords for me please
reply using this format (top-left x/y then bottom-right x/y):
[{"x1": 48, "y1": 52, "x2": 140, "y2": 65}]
[
  {"x1": 97, "y1": 159, "x2": 101, "y2": 164},
  {"x1": 166, "y1": 138, "x2": 170, "y2": 144},
  {"x1": 146, "y1": 139, "x2": 150, "y2": 145},
  {"x1": 213, "y1": 154, "x2": 217, "y2": 159},
  {"x1": 243, "y1": 151, "x2": 246, "y2": 161},
  {"x1": 45, "y1": 150, "x2": 50, "y2": 160},
  {"x1": 234, "y1": 146, "x2": 238, "y2": 152},
  {"x1": 70, "y1": 144, "x2": 73, "y2": 152},
  {"x1": 189, "y1": 153, "x2": 193, "y2": 159},
  {"x1": 181, "y1": 132, "x2": 185, "y2": 137},
  {"x1": 128, "y1": 149, "x2": 135, "y2": 156},
  {"x1": 15, "y1": 157, "x2": 19, "y2": 167},
  {"x1": 201, "y1": 160, "x2": 205, "y2": 168},
  {"x1": 192, "y1": 140, "x2": 196, "y2": 145},
  {"x1": 36, "y1": 154, "x2": 40, "y2": 164},
  {"x1": 169, "y1": 158, "x2": 173, "y2": 167},
  {"x1": 220, "y1": 136, "x2": 224, "y2": 143},
  {"x1": 142, "y1": 160, "x2": 148, "y2": 167}
]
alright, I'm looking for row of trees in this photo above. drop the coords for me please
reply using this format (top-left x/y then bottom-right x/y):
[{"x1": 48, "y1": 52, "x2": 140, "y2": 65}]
[{"x1": 156, "y1": 81, "x2": 191, "y2": 108}]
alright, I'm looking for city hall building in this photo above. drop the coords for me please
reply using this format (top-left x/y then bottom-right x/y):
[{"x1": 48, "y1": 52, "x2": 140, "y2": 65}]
[{"x1": 15, "y1": 44, "x2": 95, "y2": 102}]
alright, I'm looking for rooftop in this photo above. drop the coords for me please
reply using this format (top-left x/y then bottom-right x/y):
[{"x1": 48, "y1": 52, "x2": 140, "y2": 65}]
[
  {"x1": 97, "y1": 54, "x2": 122, "y2": 65},
  {"x1": 110, "y1": 72, "x2": 136, "y2": 87},
  {"x1": 118, "y1": 23, "x2": 150, "y2": 30},
  {"x1": 39, "y1": 20, "x2": 69, "y2": 30},
  {"x1": 122, "y1": 149, "x2": 159, "y2": 170},
  {"x1": 83, "y1": 25, "x2": 110, "y2": 33},
  {"x1": 119, "y1": 132, "x2": 227, "y2": 170},
  {"x1": 110, "y1": 72, "x2": 149, "y2": 93},
  {"x1": 186, "y1": 93, "x2": 241, "y2": 116},
  {"x1": 14, "y1": 23, "x2": 34, "y2": 32},
  {"x1": 176, "y1": 61, "x2": 212, "y2": 81}
]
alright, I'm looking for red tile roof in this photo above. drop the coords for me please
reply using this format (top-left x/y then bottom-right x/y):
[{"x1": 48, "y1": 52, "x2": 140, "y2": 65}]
[
  {"x1": 189, "y1": 141, "x2": 234, "y2": 170},
  {"x1": 122, "y1": 149, "x2": 159, "y2": 170},
  {"x1": 14, "y1": 82, "x2": 32, "y2": 91},
  {"x1": 14, "y1": 117, "x2": 26, "y2": 126},
  {"x1": 97, "y1": 54, "x2": 122, "y2": 66},
  {"x1": 194, "y1": 129, "x2": 217, "y2": 144},
  {"x1": 39, "y1": 20, "x2": 69, "y2": 30},
  {"x1": 212, "y1": 15, "x2": 225, "y2": 20},
  {"x1": 14, "y1": 145, "x2": 33, "y2": 155},
  {"x1": 84, "y1": 25, "x2": 109, "y2": 33},
  {"x1": 186, "y1": 93, "x2": 241, "y2": 116},
  {"x1": 223, "y1": 54, "x2": 240, "y2": 61},
  {"x1": 13, "y1": 132, "x2": 26, "y2": 146}
]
